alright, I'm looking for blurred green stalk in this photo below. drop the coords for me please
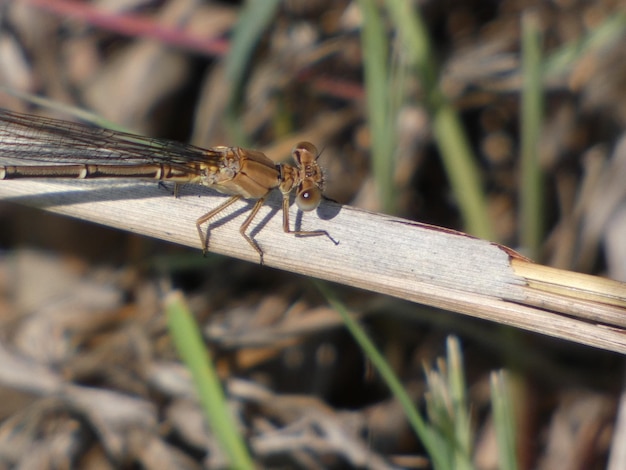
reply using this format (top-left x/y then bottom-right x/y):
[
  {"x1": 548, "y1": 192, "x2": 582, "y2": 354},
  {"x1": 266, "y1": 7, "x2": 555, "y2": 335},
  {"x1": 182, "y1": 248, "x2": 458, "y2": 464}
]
[
  {"x1": 166, "y1": 291, "x2": 254, "y2": 470},
  {"x1": 357, "y1": 0, "x2": 397, "y2": 212},
  {"x1": 520, "y1": 12, "x2": 544, "y2": 259},
  {"x1": 385, "y1": 0, "x2": 496, "y2": 240},
  {"x1": 225, "y1": 0, "x2": 282, "y2": 146},
  {"x1": 491, "y1": 371, "x2": 519, "y2": 470}
]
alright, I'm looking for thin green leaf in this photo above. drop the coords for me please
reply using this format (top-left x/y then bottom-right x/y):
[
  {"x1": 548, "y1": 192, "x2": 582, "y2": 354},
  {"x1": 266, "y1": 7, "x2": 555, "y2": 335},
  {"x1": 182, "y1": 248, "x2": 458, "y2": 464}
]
[
  {"x1": 520, "y1": 12, "x2": 544, "y2": 259},
  {"x1": 491, "y1": 371, "x2": 519, "y2": 470},
  {"x1": 357, "y1": 0, "x2": 397, "y2": 212},
  {"x1": 315, "y1": 281, "x2": 449, "y2": 469},
  {"x1": 225, "y1": 0, "x2": 282, "y2": 145},
  {"x1": 446, "y1": 337, "x2": 473, "y2": 470},
  {"x1": 385, "y1": 0, "x2": 495, "y2": 240},
  {"x1": 165, "y1": 291, "x2": 254, "y2": 470}
]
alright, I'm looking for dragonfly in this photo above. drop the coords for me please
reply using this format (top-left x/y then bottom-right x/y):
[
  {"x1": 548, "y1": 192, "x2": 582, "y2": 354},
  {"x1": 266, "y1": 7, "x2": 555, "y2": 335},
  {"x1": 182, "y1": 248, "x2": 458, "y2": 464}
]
[{"x1": 0, "y1": 108, "x2": 332, "y2": 263}]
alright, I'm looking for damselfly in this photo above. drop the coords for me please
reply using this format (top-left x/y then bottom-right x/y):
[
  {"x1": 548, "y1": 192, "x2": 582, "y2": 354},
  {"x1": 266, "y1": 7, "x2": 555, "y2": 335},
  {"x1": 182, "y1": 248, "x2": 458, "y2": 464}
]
[{"x1": 0, "y1": 109, "x2": 331, "y2": 263}]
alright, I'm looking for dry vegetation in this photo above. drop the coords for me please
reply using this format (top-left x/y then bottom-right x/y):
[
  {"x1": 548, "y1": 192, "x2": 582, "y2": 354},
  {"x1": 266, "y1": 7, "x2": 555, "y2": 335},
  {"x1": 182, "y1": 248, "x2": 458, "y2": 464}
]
[{"x1": 0, "y1": 0, "x2": 625, "y2": 468}]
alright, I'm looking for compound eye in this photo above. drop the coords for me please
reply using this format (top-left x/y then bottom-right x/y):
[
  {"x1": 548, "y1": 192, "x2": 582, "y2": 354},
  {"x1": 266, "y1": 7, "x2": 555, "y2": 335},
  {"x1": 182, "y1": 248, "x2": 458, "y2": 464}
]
[
  {"x1": 292, "y1": 141, "x2": 319, "y2": 164},
  {"x1": 296, "y1": 184, "x2": 322, "y2": 211}
]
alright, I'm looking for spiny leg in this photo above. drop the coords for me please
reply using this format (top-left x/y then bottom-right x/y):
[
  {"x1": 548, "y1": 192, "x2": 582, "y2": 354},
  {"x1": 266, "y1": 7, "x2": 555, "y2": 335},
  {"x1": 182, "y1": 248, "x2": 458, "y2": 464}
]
[
  {"x1": 282, "y1": 194, "x2": 330, "y2": 239},
  {"x1": 239, "y1": 197, "x2": 267, "y2": 264},
  {"x1": 196, "y1": 195, "x2": 241, "y2": 254}
]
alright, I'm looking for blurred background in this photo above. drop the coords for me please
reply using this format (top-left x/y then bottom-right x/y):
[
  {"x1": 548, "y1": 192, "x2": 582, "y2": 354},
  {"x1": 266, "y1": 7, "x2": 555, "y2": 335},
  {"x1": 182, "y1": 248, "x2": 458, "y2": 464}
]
[{"x1": 0, "y1": 0, "x2": 624, "y2": 468}]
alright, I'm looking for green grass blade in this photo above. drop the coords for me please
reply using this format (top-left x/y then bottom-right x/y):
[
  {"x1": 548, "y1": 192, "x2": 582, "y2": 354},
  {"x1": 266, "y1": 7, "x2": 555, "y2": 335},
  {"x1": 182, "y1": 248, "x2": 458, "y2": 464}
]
[
  {"x1": 0, "y1": 88, "x2": 130, "y2": 132},
  {"x1": 543, "y1": 13, "x2": 626, "y2": 77},
  {"x1": 356, "y1": 0, "x2": 397, "y2": 212},
  {"x1": 520, "y1": 12, "x2": 544, "y2": 259},
  {"x1": 423, "y1": 337, "x2": 475, "y2": 470},
  {"x1": 314, "y1": 281, "x2": 450, "y2": 468},
  {"x1": 385, "y1": 0, "x2": 495, "y2": 240},
  {"x1": 446, "y1": 337, "x2": 473, "y2": 469},
  {"x1": 225, "y1": 0, "x2": 282, "y2": 145},
  {"x1": 490, "y1": 371, "x2": 519, "y2": 470},
  {"x1": 165, "y1": 291, "x2": 254, "y2": 470},
  {"x1": 431, "y1": 106, "x2": 494, "y2": 239}
]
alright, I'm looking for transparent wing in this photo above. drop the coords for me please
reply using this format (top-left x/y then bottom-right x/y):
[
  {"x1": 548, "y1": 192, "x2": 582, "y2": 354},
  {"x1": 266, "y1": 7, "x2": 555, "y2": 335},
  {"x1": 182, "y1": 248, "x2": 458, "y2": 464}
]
[{"x1": 0, "y1": 109, "x2": 223, "y2": 174}]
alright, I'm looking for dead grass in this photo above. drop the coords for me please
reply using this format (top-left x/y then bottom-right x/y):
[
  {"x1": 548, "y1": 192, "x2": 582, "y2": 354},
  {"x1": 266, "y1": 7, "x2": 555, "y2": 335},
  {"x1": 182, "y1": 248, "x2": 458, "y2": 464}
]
[{"x1": 0, "y1": 0, "x2": 624, "y2": 468}]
